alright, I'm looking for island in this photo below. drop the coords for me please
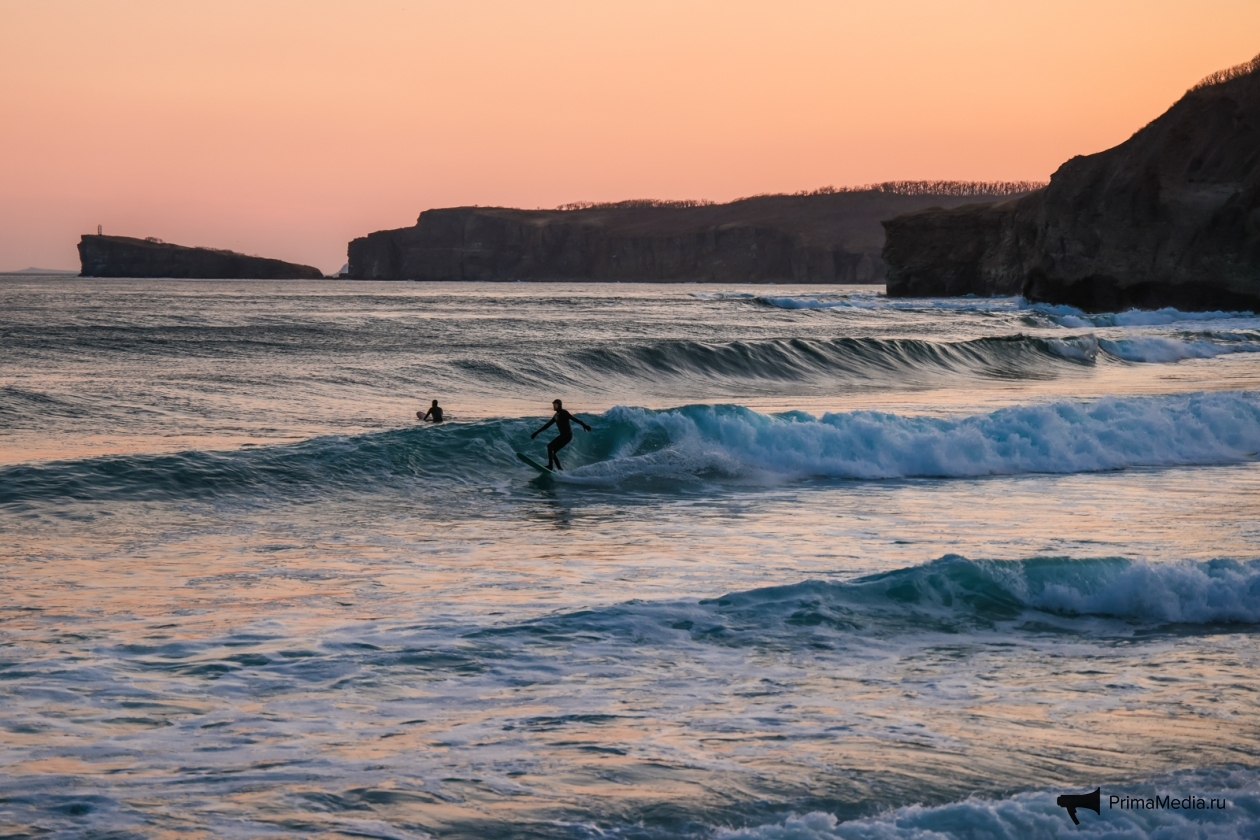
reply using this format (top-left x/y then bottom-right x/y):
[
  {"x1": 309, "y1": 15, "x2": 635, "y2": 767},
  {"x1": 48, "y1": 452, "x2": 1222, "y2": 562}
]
[
  {"x1": 78, "y1": 235, "x2": 324, "y2": 279},
  {"x1": 346, "y1": 184, "x2": 1041, "y2": 283},
  {"x1": 883, "y1": 53, "x2": 1260, "y2": 312}
]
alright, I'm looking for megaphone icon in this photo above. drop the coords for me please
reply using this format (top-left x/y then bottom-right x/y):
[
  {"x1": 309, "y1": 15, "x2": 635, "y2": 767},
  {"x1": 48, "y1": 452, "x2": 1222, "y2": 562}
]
[{"x1": 1056, "y1": 787, "x2": 1101, "y2": 824}]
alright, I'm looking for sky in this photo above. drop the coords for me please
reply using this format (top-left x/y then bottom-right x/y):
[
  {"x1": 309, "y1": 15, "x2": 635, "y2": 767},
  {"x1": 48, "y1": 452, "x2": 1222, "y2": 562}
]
[{"x1": 2, "y1": 1, "x2": 1258, "y2": 274}]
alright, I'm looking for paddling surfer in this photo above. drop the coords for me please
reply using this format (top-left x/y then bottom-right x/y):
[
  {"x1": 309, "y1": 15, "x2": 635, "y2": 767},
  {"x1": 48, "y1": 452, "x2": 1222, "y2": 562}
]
[
  {"x1": 418, "y1": 400, "x2": 444, "y2": 422},
  {"x1": 531, "y1": 399, "x2": 591, "y2": 471}
]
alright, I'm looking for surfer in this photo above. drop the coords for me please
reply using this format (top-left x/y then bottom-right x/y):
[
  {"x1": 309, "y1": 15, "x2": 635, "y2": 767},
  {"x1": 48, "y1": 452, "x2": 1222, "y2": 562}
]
[
  {"x1": 418, "y1": 400, "x2": 444, "y2": 422},
  {"x1": 531, "y1": 399, "x2": 591, "y2": 471}
]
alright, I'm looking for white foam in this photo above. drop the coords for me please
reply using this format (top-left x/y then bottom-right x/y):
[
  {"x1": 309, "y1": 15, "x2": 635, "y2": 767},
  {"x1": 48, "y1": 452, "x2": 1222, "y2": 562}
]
[
  {"x1": 1099, "y1": 336, "x2": 1260, "y2": 363},
  {"x1": 1032, "y1": 558, "x2": 1260, "y2": 624},
  {"x1": 1045, "y1": 335, "x2": 1099, "y2": 362},
  {"x1": 1029, "y1": 302, "x2": 1256, "y2": 328},
  {"x1": 578, "y1": 393, "x2": 1260, "y2": 482},
  {"x1": 757, "y1": 295, "x2": 853, "y2": 310},
  {"x1": 717, "y1": 767, "x2": 1260, "y2": 839}
]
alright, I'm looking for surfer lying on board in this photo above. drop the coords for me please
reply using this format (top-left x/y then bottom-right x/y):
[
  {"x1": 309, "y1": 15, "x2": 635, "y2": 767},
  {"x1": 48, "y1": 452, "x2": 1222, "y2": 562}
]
[
  {"x1": 418, "y1": 400, "x2": 444, "y2": 422},
  {"x1": 531, "y1": 399, "x2": 591, "y2": 471}
]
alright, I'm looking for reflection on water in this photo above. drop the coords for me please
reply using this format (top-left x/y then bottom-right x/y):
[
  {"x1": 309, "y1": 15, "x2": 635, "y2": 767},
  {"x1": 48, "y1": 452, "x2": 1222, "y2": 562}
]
[{"x1": 3, "y1": 280, "x2": 1260, "y2": 837}]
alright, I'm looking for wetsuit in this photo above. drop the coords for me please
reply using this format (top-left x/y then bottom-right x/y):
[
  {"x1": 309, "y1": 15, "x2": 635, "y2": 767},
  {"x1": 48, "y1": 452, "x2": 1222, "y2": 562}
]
[
  {"x1": 421, "y1": 405, "x2": 443, "y2": 422},
  {"x1": 533, "y1": 409, "x2": 590, "y2": 470}
]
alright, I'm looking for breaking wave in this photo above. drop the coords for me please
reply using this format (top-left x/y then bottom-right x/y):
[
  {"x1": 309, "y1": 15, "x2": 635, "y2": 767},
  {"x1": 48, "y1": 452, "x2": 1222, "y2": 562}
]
[
  {"x1": 3, "y1": 392, "x2": 1259, "y2": 505},
  {"x1": 567, "y1": 393, "x2": 1260, "y2": 483},
  {"x1": 716, "y1": 766, "x2": 1260, "y2": 839},
  {"x1": 1098, "y1": 335, "x2": 1260, "y2": 363},
  {"x1": 478, "y1": 554, "x2": 1260, "y2": 651},
  {"x1": 1028, "y1": 302, "x2": 1257, "y2": 328}
]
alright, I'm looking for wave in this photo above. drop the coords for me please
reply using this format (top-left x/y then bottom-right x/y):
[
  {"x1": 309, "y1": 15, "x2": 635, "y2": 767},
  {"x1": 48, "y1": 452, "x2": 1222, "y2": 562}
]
[
  {"x1": 1028, "y1": 302, "x2": 1257, "y2": 328},
  {"x1": 756, "y1": 295, "x2": 853, "y2": 310},
  {"x1": 560, "y1": 335, "x2": 1097, "y2": 383},
  {"x1": 752, "y1": 294, "x2": 1013, "y2": 313},
  {"x1": 4, "y1": 393, "x2": 1259, "y2": 504},
  {"x1": 692, "y1": 292, "x2": 1259, "y2": 328},
  {"x1": 716, "y1": 766, "x2": 1260, "y2": 839},
  {"x1": 0, "y1": 384, "x2": 83, "y2": 424},
  {"x1": 460, "y1": 556, "x2": 1260, "y2": 662},
  {"x1": 1098, "y1": 335, "x2": 1260, "y2": 363},
  {"x1": 567, "y1": 393, "x2": 1260, "y2": 483},
  {"x1": 725, "y1": 554, "x2": 1260, "y2": 629}
]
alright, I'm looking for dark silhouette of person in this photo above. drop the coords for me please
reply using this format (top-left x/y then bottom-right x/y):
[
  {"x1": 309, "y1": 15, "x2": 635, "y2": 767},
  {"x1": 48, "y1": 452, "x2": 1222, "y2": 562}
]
[
  {"x1": 418, "y1": 400, "x2": 444, "y2": 422},
  {"x1": 531, "y1": 399, "x2": 591, "y2": 470}
]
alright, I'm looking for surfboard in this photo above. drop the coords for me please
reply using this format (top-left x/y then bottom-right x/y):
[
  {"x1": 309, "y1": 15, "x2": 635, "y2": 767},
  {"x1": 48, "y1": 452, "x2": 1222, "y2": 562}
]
[{"x1": 516, "y1": 452, "x2": 552, "y2": 473}]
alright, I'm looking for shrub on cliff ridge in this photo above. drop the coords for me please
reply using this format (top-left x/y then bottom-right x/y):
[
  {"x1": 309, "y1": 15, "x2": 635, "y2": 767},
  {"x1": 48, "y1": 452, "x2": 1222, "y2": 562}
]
[
  {"x1": 1191, "y1": 51, "x2": 1260, "y2": 91},
  {"x1": 556, "y1": 198, "x2": 717, "y2": 211},
  {"x1": 556, "y1": 181, "x2": 1045, "y2": 212},
  {"x1": 826, "y1": 181, "x2": 1046, "y2": 197}
]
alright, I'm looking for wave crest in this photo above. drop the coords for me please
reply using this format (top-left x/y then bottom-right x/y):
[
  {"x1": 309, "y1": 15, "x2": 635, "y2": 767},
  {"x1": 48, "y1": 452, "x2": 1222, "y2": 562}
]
[
  {"x1": 578, "y1": 393, "x2": 1260, "y2": 483},
  {"x1": 4, "y1": 393, "x2": 1259, "y2": 504},
  {"x1": 707, "y1": 555, "x2": 1260, "y2": 632}
]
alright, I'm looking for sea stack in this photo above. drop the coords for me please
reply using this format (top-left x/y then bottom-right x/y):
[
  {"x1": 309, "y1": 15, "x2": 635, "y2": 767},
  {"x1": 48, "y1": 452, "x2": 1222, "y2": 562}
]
[
  {"x1": 78, "y1": 235, "x2": 324, "y2": 279},
  {"x1": 883, "y1": 54, "x2": 1260, "y2": 312}
]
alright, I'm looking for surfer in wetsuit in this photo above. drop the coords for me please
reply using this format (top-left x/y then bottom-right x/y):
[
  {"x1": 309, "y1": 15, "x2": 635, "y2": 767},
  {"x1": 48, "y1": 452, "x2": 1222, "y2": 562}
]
[
  {"x1": 418, "y1": 400, "x2": 444, "y2": 422},
  {"x1": 531, "y1": 399, "x2": 591, "y2": 471}
]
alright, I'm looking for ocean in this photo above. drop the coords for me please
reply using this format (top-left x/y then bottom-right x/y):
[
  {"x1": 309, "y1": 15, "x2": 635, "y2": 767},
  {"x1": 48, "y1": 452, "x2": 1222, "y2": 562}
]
[{"x1": 2, "y1": 278, "x2": 1260, "y2": 838}]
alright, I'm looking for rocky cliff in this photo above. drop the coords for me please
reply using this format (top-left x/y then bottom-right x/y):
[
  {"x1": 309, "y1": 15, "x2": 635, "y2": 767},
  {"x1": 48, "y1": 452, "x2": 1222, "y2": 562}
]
[
  {"x1": 78, "y1": 235, "x2": 324, "y2": 279},
  {"x1": 884, "y1": 54, "x2": 1260, "y2": 311},
  {"x1": 347, "y1": 187, "x2": 1038, "y2": 283}
]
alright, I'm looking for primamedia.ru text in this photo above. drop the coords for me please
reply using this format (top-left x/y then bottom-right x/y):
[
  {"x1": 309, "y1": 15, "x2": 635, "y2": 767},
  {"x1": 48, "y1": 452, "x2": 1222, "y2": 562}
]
[{"x1": 1109, "y1": 794, "x2": 1226, "y2": 811}]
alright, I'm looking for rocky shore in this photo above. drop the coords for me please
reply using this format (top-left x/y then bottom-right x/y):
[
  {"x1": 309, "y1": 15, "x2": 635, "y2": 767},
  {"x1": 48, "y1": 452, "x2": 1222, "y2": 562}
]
[
  {"x1": 78, "y1": 235, "x2": 324, "y2": 280},
  {"x1": 884, "y1": 54, "x2": 1260, "y2": 312},
  {"x1": 347, "y1": 187, "x2": 1037, "y2": 283}
]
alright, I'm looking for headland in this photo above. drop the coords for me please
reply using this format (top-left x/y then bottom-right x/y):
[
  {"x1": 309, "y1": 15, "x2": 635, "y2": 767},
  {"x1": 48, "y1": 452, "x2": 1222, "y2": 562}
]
[
  {"x1": 884, "y1": 53, "x2": 1260, "y2": 312},
  {"x1": 347, "y1": 184, "x2": 1040, "y2": 283},
  {"x1": 78, "y1": 235, "x2": 324, "y2": 280}
]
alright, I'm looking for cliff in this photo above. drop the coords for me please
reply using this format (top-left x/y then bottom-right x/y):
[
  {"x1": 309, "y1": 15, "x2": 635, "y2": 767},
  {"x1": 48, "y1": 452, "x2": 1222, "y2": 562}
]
[
  {"x1": 884, "y1": 53, "x2": 1260, "y2": 311},
  {"x1": 347, "y1": 187, "x2": 1039, "y2": 283},
  {"x1": 78, "y1": 235, "x2": 324, "y2": 280}
]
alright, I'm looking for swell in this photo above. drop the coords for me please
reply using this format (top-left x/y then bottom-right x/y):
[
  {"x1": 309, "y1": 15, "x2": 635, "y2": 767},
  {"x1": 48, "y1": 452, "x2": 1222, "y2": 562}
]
[
  {"x1": 558, "y1": 335, "x2": 1095, "y2": 383},
  {"x1": 714, "y1": 554, "x2": 1260, "y2": 629},
  {"x1": 8, "y1": 325, "x2": 1257, "y2": 406},
  {"x1": 470, "y1": 555, "x2": 1260, "y2": 649},
  {"x1": 3, "y1": 393, "x2": 1259, "y2": 505}
]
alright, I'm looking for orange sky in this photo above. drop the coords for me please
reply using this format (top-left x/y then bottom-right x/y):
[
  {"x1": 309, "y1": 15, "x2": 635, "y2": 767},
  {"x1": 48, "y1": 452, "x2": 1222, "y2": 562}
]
[{"x1": 2, "y1": 1, "x2": 1257, "y2": 274}]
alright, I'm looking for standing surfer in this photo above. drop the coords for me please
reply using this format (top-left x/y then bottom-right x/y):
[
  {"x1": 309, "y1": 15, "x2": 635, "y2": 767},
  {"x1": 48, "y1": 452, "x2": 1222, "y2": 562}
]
[
  {"x1": 418, "y1": 400, "x2": 444, "y2": 422},
  {"x1": 531, "y1": 399, "x2": 591, "y2": 471}
]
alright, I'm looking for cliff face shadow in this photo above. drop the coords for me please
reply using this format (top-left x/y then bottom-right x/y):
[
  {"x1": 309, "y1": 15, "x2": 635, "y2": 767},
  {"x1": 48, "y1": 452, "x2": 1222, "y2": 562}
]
[
  {"x1": 346, "y1": 184, "x2": 1041, "y2": 285},
  {"x1": 883, "y1": 53, "x2": 1260, "y2": 313}
]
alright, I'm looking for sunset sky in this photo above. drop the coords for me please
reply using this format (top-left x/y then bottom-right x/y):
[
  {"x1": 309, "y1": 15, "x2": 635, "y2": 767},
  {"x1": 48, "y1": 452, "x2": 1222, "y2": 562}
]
[{"x1": 2, "y1": 0, "x2": 1258, "y2": 273}]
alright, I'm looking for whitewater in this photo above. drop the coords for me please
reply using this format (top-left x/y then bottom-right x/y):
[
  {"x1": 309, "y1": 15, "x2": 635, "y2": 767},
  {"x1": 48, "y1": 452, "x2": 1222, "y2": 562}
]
[{"x1": 3, "y1": 279, "x2": 1260, "y2": 839}]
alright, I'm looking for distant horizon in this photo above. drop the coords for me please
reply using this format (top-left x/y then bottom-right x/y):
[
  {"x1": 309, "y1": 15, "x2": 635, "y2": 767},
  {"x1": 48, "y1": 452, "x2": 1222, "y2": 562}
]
[{"x1": 2, "y1": 0, "x2": 1257, "y2": 273}]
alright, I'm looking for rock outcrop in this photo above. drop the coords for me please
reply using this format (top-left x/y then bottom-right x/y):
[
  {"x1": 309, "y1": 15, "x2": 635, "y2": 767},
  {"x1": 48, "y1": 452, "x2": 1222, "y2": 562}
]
[
  {"x1": 78, "y1": 235, "x2": 324, "y2": 279},
  {"x1": 884, "y1": 54, "x2": 1260, "y2": 311},
  {"x1": 348, "y1": 187, "x2": 1038, "y2": 283}
]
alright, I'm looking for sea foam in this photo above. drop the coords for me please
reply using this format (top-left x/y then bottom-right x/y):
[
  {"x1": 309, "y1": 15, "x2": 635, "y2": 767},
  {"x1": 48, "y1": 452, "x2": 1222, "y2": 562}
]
[
  {"x1": 1030, "y1": 302, "x2": 1256, "y2": 329},
  {"x1": 716, "y1": 765, "x2": 1260, "y2": 839},
  {"x1": 4, "y1": 393, "x2": 1259, "y2": 504},
  {"x1": 578, "y1": 392, "x2": 1260, "y2": 482},
  {"x1": 1097, "y1": 336, "x2": 1260, "y2": 363}
]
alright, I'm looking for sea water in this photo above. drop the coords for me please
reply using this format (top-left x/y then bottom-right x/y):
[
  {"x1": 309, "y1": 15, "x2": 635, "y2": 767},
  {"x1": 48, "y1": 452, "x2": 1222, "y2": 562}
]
[{"x1": 2, "y1": 279, "x2": 1260, "y2": 838}]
